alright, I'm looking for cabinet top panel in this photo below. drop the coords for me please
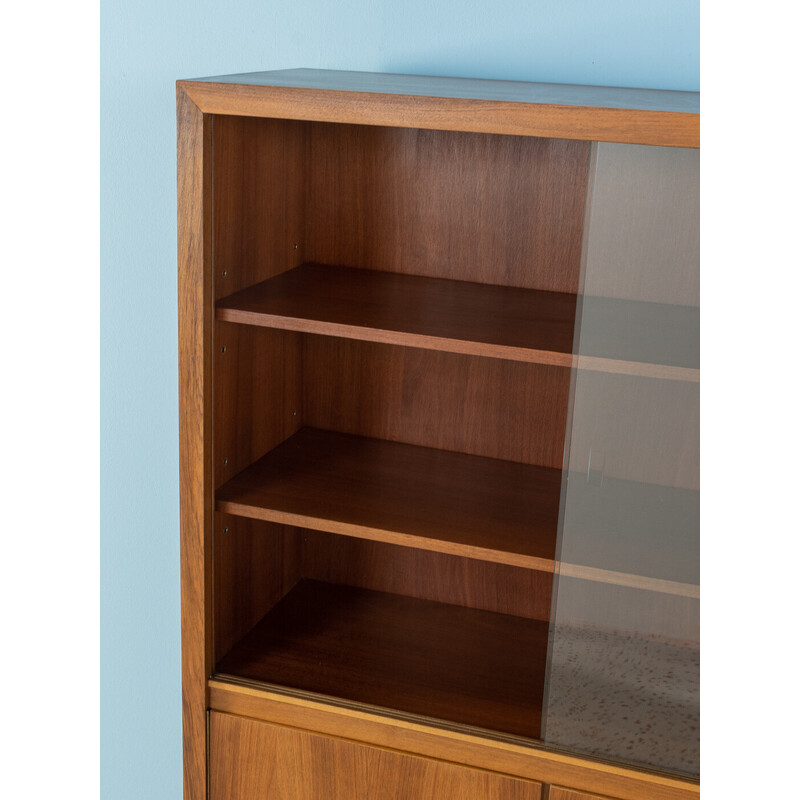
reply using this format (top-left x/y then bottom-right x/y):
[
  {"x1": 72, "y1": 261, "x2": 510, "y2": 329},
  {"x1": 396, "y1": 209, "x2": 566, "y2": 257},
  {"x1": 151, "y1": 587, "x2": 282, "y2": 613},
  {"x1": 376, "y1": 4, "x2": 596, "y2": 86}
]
[
  {"x1": 178, "y1": 68, "x2": 699, "y2": 147},
  {"x1": 186, "y1": 68, "x2": 699, "y2": 114}
]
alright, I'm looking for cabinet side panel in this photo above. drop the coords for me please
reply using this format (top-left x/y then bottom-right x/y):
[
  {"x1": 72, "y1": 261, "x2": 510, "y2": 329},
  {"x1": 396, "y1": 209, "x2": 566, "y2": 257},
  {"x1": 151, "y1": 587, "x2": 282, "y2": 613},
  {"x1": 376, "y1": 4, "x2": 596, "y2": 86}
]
[
  {"x1": 212, "y1": 322, "x2": 304, "y2": 663},
  {"x1": 304, "y1": 337, "x2": 570, "y2": 468},
  {"x1": 177, "y1": 89, "x2": 212, "y2": 800},
  {"x1": 209, "y1": 711, "x2": 542, "y2": 800},
  {"x1": 212, "y1": 115, "x2": 306, "y2": 300},
  {"x1": 213, "y1": 515, "x2": 301, "y2": 663},
  {"x1": 305, "y1": 124, "x2": 590, "y2": 293},
  {"x1": 213, "y1": 323, "x2": 303, "y2": 485}
]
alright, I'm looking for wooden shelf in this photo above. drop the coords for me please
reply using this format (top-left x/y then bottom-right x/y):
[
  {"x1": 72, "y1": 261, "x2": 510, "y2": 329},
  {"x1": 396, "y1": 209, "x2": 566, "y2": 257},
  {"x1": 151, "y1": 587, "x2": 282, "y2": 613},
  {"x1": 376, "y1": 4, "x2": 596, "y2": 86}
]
[
  {"x1": 216, "y1": 427, "x2": 561, "y2": 571},
  {"x1": 216, "y1": 263, "x2": 699, "y2": 380},
  {"x1": 216, "y1": 579, "x2": 549, "y2": 739},
  {"x1": 216, "y1": 263, "x2": 578, "y2": 367}
]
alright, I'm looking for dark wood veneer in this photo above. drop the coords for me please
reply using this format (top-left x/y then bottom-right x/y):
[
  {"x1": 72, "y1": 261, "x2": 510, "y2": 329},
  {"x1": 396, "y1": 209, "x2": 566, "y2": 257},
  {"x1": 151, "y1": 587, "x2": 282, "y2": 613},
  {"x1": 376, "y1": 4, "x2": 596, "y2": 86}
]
[
  {"x1": 217, "y1": 580, "x2": 550, "y2": 739},
  {"x1": 217, "y1": 263, "x2": 578, "y2": 366},
  {"x1": 216, "y1": 427, "x2": 561, "y2": 570}
]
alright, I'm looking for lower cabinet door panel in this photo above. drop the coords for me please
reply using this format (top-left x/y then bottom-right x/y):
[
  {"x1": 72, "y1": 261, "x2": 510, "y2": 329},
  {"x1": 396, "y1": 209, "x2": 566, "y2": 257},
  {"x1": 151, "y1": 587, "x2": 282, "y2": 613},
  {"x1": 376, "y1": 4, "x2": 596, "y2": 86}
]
[
  {"x1": 210, "y1": 711, "x2": 542, "y2": 800},
  {"x1": 548, "y1": 788, "x2": 614, "y2": 800}
]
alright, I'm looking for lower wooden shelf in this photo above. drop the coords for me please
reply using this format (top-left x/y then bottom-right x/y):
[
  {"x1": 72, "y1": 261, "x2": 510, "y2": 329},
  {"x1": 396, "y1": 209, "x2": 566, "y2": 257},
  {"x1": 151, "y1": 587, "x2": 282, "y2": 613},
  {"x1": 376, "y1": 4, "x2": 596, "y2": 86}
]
[
  {"x1": 216, "y1": 579, "x2": 550, "y2": 739},
  {"x1": 215, "y1": 427, "x2": 561, "y2": 571}
]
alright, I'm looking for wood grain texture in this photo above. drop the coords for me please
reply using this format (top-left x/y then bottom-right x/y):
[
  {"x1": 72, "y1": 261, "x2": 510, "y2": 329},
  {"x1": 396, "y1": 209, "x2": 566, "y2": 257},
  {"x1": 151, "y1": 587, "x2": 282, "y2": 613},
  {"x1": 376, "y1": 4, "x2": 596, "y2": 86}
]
[
  {"x1": 216, "y1": 580, "x2": 550, "y2": 738},
  {"x1": 210, "y1": 711, "x2": 542, "y2": 800},
  {"x1": 217, "y1": 264, "x2": 698, "y2": 380},
  {"x1": 304, "y1": 337, "x2": 571, "y2": 468},
  {"x1": 208, "y1": 683, "x2": 700, "y2": 800},
  {"x1": 547, "y1": 787, "x2": 616, "y2": 800},
  {"x1": 299, "y1": 529, "x2": 553, "y2": 621},
  {"x1": 212, "y1": 114, "x2": 305, "y2": 300},
  {"x1": 217, "y1": 263, "x2": 578, "y2": 365},
  {"x1": 177, "y1": 86, "x2": 212, "y2": 800},
  {"x1": 305, "y1": 125, "x2": 589, "y2": 293},
  {"x1": 215, "y1": 427, "x2": 561, "y2": 570},
  {"x1": 178, "y1": 79, "x2": 699, "y2": 148},
  {"x1": 213, "y1": 515, "x2": 301, "y2": 663},
  {"x1": 213, "y1": 322, "x2": 302, "y2": 487}
]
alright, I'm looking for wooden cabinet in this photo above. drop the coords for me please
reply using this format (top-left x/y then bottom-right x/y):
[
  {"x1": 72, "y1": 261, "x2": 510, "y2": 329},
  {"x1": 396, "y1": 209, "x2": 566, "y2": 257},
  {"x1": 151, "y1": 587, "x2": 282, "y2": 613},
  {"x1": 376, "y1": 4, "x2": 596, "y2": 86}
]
[
  {"x1": 210, "y1": 712, "x2": 542, "y2": 800},
  {"x1": 178, "y1": 69, "x2": 699, "y2": 800}
]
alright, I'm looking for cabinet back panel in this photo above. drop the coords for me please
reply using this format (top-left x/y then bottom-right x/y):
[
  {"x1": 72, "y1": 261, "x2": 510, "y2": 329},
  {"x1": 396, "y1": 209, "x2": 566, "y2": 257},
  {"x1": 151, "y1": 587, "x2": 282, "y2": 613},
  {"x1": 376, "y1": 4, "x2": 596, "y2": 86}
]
[
  {"x1": 304, "y1": 336, "x2": 569, "y2": 468},
  {"x1": 299, "y1": 528, "x2": 552, "y2": 621},
  {"x1": 305, "y1": 123, "x2": 590, "y2": 292}
]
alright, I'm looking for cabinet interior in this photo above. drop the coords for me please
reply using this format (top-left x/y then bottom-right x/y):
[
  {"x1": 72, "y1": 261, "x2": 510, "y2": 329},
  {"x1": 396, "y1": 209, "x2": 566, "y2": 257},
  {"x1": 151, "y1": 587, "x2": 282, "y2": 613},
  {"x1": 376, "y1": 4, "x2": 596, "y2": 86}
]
[{"x1": 208, "y1": 113, "x2": 693, "y2": 742}]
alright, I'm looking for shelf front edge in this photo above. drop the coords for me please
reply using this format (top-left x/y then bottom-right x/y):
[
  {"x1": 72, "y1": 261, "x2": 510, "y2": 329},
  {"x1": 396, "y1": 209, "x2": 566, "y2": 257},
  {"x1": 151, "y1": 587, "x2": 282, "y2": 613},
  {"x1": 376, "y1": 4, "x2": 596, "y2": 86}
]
[{"x1": 215, "y1": 498, "x2": 556, "y2": 572}]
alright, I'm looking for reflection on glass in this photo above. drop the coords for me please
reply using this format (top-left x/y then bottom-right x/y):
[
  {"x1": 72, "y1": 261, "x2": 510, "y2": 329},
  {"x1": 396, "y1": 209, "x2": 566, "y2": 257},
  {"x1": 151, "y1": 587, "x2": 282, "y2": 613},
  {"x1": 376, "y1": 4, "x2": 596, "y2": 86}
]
[{"x1": 543, "y1": 143, "x2": 699, "y2": 777}]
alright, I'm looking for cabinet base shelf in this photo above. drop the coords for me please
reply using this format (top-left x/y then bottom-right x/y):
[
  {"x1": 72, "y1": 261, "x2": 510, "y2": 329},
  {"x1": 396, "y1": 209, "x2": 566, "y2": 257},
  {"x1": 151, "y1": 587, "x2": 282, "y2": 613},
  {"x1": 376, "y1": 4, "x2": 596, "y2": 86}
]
[{"x1": 216, "y1": 579, "x2": 550, "y2": 739}]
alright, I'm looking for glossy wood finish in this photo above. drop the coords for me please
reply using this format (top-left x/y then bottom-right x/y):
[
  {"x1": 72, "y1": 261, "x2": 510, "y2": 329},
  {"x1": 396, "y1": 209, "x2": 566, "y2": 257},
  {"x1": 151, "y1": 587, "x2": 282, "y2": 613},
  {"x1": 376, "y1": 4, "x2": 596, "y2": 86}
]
[
  {"x1": 217, "y1": 580, "x2": 550, "y2": 738},
  {"x1": 176, "y1": 86, "x2": 212, "y2": 800},
  {"x1": 209, "y1": 683, "x2": 700, "y2": 800},
  {"x1": 210, "y1": 712, "x2": 543, "y2": 800},
  {"x1": 216, "y1": 427, "x2": 561, "y2": 570},
  {"x1": 304, "y1": 338, "x2": 570, "y2": 468},
  {"x1": 178, "y1": 69, "x2": 699, "y2": 147},
  {"x1": 305, "y1": 125, "x2": 590, "y2": 293},
  {"x1": 217, "y1": 263, "x2": 578, "y2": 366},
  {"x1": 299, "y1": 529, "x2": 553, "y2": 620}
]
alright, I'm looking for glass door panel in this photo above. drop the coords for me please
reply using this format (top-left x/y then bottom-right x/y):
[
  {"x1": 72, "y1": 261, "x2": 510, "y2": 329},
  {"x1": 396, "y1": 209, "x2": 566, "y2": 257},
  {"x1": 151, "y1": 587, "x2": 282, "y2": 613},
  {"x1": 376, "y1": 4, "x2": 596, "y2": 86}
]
[{"x1": 543, "y1": 143, "x2": 700, "y2": 777}]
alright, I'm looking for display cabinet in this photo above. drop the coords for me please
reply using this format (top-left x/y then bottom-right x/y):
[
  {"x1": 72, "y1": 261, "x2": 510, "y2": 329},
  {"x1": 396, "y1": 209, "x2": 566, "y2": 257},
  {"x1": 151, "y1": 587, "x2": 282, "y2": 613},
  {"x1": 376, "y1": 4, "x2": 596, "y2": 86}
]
[{"x1": 178, "y1": 68, "x2": 699, "y2": 800}]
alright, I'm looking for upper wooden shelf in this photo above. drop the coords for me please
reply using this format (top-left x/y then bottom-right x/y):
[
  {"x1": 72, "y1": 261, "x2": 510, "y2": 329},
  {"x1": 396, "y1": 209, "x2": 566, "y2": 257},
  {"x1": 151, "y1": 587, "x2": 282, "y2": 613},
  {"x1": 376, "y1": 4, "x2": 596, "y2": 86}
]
[
  {"x1": 217, "y1": 263, "x2": 577, "y2": 369},
  {"x1": 216, "y1": 263, "x2": 699, "y2": 380},
  {"x1": 178, "y1": 68, "x2": 699, "y2": 148},
  {"x1": 216, "y1": 427, "x2": 561, "y2": 571}
]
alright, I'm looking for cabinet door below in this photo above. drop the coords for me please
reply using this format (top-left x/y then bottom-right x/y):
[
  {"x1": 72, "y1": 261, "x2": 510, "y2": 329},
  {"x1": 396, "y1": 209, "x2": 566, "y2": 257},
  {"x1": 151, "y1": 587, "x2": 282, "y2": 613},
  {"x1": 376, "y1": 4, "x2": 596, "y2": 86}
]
[
  {"x1": 548, "y1": 788, "x2": 613, "y2": 800},
  {"x1": 210, "y1": 711, "x2": 541, "y2": 800}
]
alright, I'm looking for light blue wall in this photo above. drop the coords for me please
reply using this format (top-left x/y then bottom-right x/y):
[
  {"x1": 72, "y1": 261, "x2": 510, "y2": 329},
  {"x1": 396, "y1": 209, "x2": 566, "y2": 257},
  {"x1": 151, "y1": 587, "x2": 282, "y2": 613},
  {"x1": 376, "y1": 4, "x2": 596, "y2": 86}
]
[{"x1": 100, "y1": 2, "x2": 698, "y2": 796}]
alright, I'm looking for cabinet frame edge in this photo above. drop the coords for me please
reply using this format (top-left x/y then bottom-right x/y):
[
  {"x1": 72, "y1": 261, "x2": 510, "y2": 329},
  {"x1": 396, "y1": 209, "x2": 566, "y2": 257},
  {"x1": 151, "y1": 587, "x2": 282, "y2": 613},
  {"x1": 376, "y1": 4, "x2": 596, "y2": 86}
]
[{"x1": 178, "y1": 85, "x2": 214, "y2": 800}]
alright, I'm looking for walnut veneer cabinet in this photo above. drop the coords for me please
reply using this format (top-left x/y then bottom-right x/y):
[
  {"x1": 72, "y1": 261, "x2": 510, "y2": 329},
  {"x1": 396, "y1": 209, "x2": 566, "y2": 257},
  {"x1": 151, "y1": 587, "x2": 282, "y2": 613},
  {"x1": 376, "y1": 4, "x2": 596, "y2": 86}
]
[{"x1": 178, "y1": 69, "x2": 699, "y2": 800}]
